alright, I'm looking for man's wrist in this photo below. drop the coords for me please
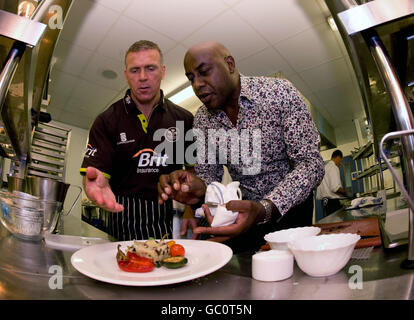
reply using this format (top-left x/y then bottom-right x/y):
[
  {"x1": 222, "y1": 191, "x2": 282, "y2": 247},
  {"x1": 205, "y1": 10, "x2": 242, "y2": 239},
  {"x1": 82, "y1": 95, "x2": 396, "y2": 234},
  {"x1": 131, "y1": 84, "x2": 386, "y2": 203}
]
[{"x1": 257, "y1": 199, "x2": 281, "y2": 224}]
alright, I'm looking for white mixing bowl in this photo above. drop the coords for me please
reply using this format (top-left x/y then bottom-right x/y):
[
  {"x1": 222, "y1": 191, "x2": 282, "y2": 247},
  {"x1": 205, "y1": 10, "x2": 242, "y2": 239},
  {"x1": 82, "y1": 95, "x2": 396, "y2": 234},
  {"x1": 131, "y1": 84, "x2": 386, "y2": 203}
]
[{"x1": 288, "y1": 233, "x2": 361, "y2": 277}]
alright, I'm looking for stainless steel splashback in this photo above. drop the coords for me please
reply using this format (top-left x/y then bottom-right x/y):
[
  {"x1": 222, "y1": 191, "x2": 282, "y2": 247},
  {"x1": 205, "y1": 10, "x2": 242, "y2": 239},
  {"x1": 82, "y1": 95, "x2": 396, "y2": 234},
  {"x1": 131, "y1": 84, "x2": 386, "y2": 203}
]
[
  {"x1": 325, "y1": 0, "x2": 413, "y2": 157},
  {"x1": 0, "y1": 0, "x2": 73, "y2": 176},
  {"x1": 325, "y1": 0, "x2": 414, "y2": 267}
]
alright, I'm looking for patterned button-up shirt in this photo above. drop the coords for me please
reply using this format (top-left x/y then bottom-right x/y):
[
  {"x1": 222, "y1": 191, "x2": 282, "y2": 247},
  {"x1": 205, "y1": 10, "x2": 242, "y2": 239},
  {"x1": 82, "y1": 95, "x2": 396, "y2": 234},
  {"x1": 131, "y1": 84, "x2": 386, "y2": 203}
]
[{"x1": 194, "y1": 76, "x2": 324, "y2": 216}]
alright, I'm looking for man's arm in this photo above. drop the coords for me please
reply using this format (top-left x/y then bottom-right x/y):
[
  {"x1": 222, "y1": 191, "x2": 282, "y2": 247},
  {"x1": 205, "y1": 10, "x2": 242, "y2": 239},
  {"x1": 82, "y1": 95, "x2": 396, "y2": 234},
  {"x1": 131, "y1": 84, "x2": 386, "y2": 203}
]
[
  {"x1": 264, "y1": 80, "x2": 325, "y2": 217},
  {"x1": 83, "y1": 167, "x2": 123, "y2": 212},
  {"x1": 336, "y1": 187, "x2": 348, "y2": 197}
]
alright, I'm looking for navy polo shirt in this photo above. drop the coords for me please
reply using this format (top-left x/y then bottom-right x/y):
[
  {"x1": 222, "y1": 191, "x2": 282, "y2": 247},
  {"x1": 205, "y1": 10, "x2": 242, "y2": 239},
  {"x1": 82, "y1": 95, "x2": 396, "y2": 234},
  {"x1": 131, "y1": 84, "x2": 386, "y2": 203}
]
[{"x1": 80, "y1": 90, "x2": 195, "y2": 199}]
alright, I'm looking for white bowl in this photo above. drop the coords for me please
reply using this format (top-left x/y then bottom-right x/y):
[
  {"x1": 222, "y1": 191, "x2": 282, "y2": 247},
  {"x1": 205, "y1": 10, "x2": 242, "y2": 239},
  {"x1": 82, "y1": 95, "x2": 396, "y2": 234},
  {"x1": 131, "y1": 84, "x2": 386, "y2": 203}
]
[
  {"x1": 288, "y1": 233, "x2": 361, "y2": 277},
  {"x1": 264, "y1": 226, "x2": 321, "y2": 250}
]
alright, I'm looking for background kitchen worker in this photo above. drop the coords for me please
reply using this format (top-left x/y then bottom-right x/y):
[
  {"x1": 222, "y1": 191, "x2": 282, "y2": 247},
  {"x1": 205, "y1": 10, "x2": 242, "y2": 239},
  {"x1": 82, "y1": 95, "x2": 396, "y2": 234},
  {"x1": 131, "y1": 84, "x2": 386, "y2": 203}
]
[{"x1": 316, "y1": 149, "x2": 348, "y2": 216}]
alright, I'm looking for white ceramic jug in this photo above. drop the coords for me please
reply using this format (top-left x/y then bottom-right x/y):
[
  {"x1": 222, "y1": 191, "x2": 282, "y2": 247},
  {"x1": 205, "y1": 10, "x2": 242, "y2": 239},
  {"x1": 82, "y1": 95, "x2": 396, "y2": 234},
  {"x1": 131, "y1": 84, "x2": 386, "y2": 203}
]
[{"x1": 205, "y1": 181, "x2": 242, "y2": 206}]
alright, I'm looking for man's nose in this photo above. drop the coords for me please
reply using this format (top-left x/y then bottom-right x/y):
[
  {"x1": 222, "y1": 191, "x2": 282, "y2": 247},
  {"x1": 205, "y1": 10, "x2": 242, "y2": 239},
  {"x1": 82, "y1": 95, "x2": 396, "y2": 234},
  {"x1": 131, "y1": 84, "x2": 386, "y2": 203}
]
[
  {"x1": 193, "y1": 77, "x2": 205, "y2": 90},
  {"x1": 138, "y1": 69, "x2": 148, "y2": 80}
]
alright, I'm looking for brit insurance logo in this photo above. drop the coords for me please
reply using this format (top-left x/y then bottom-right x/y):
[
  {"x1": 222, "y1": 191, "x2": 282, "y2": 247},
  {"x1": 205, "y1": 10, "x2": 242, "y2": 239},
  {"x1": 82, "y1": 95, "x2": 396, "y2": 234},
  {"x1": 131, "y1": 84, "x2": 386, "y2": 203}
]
[
  {"x1": 85, "y1": 144, "x2": 97, "y2": 158},
  {"x1": 117, "y1": 132, "x2": 135, "y2": 145},
  {"x1": 165, "y1": 127, "x2": 180, "y2": 142},
  {"x1": 132, "y1": 148, "x2": 168, "y2": 174}
]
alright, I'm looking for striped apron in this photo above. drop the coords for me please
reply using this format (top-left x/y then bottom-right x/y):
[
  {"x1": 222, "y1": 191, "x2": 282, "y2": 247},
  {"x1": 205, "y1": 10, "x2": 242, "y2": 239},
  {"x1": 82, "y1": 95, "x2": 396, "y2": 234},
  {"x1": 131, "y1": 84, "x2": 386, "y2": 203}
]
[{"x1": 107, "y1": 195, "x2": 173, "y2": 241}]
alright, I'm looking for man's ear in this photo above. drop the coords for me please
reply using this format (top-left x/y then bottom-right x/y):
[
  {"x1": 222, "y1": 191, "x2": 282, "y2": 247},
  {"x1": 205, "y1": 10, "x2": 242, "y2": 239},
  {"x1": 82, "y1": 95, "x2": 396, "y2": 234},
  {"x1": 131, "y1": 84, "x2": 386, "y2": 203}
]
[
  {"x1": 224, "y1": 55, "x2": 236, "y2": 73},
  {"x1": 161, "y1": 65, "x2": 166, "y2": 80}
]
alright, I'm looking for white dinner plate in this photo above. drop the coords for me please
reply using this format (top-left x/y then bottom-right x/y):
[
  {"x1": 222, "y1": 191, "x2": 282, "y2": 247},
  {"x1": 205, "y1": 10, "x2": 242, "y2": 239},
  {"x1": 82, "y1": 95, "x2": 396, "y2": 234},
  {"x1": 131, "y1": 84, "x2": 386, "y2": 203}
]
[{"x1": 71, "y1": 239, "x2": 233, "y2": 286}]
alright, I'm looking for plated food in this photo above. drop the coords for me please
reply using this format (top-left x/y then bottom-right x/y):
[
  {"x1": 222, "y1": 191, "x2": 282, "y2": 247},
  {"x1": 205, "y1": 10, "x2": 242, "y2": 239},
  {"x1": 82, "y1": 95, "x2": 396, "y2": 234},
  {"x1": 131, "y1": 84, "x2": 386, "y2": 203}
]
[{"x1": 116, "y1": 234, "x2": 188, "y2": 273}]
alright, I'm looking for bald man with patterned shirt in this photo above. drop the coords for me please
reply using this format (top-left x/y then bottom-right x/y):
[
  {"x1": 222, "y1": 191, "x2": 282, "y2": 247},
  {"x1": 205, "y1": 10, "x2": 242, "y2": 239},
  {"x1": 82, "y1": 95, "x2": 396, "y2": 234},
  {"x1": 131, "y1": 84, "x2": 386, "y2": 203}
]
[{"x1": 158, "y1": 41, "x2": 325, "y2": 253}]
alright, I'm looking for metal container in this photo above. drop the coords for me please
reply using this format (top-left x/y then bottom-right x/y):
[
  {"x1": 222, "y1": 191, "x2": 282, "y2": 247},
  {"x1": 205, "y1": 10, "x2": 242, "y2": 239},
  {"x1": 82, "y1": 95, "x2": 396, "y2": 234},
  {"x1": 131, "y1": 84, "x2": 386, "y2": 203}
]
[
  {"x1": 0, "y1": 190, "x2": 62, "y2": 236},
  {"x1": 26, "y1": 176, "x2": 82, "y2": 233},
  {"x1": 7, "y1": 175, "x2": 27, "y2": 193},
  {"x1": 0, "y1": 193, "x2": 44, "y2": 241}
]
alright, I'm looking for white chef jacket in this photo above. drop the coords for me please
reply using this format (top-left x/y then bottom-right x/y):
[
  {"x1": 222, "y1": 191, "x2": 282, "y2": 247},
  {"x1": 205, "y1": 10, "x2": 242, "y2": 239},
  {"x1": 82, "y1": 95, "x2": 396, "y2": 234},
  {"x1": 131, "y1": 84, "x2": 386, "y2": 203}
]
[{"x1": 316, "y1": 160, "x2": 342, "y2": 200}]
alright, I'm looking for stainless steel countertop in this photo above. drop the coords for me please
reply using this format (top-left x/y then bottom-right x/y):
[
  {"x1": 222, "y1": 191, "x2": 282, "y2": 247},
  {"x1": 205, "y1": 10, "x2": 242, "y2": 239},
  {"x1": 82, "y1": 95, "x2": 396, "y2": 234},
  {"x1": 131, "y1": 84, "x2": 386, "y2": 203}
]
[{"x1": 0, "y1": 201, "x2": 413, "y2": 300}]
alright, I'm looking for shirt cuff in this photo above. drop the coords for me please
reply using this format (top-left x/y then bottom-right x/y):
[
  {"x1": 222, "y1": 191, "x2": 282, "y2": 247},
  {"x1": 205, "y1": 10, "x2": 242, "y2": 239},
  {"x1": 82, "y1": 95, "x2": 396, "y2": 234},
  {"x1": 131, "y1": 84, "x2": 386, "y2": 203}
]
[{"x1": 79, "y1": 168, "x2": 111, "y2": 180}]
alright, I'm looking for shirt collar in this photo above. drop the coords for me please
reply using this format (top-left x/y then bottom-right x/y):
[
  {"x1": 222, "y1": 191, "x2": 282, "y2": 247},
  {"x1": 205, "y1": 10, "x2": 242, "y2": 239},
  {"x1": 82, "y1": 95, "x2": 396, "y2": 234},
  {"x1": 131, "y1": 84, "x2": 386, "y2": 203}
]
[
  {"x1": 239, "y1": 75, "x2": 255, "y2": 103},
  {"x1": 123, "y1": 89, "x2": 167, "y2": 114}
]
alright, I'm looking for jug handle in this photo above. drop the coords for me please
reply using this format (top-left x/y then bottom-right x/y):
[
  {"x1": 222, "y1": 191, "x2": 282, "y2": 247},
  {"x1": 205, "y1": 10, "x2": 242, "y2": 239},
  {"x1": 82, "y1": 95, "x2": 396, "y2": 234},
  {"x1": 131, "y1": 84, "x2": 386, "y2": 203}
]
[
  {"x1": 236, "y1": 188, "x2": 242, "y2": 200},
  {"x1": 62, "y1": 185, "x2": 83, "y2": 216}
]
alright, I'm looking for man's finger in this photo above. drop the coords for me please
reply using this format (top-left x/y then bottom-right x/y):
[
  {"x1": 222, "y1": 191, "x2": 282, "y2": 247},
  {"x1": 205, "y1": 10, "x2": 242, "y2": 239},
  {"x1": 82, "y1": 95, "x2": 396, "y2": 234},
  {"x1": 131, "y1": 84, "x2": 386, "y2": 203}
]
[
  {"x1": 85, "y1": 166, "x2": 98, "y2": 180},
  {"x1": 225, "y1": 200, "x2": 250, "y2": 212},
  {"x1": 180, "y1": 219, "x2": 189, "y2": 235},
  {"x1": 206, "y1": 236, "x2": 231, "y2": 243},
  {"x1": 202, "y1": 204, "x2": 214, "y2": 225},
  {"x1": 193, "y1": 223, "x2": 239, "y2": 236}
]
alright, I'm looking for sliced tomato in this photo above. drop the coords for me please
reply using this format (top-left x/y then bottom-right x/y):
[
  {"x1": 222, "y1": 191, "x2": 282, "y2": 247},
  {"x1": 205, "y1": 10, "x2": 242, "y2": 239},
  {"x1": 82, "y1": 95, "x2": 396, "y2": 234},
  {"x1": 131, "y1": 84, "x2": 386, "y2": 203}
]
[
  {"x1": 116, "y1": 246, "x2": 154, "y2": 273},
  {"x1": 117, "y1": 260, "x2": 154, "y2": 273},
  {"x1": 170, "y1": 243, "x2": 185, "y2": 257},
  {"x1": 127, "y1": 251, "x2": 153, "y2": 263}
]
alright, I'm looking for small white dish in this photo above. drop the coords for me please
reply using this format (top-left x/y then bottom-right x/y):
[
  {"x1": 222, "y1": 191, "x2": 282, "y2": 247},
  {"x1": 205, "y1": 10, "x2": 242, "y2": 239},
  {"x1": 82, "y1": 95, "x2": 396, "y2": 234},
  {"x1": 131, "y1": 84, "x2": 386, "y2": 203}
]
[
  {"x1": 252, "y1": 250, "x2": 293, "y2": 282},
  {"x1": 264, "y1": 226, "x2": 321, "y2": 250}
]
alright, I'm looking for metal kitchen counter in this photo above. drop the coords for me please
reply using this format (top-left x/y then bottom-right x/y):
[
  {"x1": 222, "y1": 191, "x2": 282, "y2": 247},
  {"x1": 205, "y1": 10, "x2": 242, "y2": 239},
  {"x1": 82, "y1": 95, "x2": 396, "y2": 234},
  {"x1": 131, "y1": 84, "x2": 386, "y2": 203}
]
[{"x1": 0, "y1": 205, "x2": 413, "y2": 300}]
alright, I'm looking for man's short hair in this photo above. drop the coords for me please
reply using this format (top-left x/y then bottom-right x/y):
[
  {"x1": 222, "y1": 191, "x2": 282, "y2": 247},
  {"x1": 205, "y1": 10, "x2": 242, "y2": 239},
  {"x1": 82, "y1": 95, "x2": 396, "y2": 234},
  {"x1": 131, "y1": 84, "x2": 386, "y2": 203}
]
[
  {"x1": 125, "y1": 40, "x2": 164, "y2": 66},
  {"x1": 331, "y1": 150, "x2": 343, "y2": 159}
]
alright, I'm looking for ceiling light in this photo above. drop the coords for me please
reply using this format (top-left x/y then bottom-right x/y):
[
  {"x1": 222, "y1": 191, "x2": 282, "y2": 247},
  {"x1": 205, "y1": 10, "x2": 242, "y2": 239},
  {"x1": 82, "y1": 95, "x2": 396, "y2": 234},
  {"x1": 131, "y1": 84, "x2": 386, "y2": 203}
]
[
  {"x1": 18, "y1": 1, "x2": 36, "y2": 18},
  {"x1": 327, "y1": 16, "x2": 338, "y2": 32},
  {"x1": 102, "y1": 69, "x2": 118, "y2": 79},
  {"x1": 168, "y1": 85, "x2": 195, "y2": 104}
]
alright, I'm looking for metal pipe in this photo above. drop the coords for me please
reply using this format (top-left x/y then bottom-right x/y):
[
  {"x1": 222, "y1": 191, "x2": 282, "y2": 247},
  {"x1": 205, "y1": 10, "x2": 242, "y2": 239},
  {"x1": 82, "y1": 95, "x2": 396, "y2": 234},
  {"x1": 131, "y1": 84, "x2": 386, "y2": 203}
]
[
  {"x1": 0, "y1": 42, "x2": 26, "y2": 115},
  {"x1": 368, "y1": 34, "x2": 414, "y2": 265}
]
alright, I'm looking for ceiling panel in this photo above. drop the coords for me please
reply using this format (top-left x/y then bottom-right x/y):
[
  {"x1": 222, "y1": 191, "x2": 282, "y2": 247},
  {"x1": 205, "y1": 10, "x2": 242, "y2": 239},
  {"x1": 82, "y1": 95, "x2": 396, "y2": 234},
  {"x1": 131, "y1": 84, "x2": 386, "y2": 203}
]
[
  {"x1": 299, "y1": 57, "x2": 352, "y2": 92},
  {"x1": 48, "y1": 91, "x2": 69, "y2": 110},
  {"x1": 97, "y1": 16, "x2": 176, "y2": 63},
  {"x1": 305, "y1": 92, "x2": 334, "y2": 124},
  {"x1": 221, "y1": 0, "x2": 242, "y2": 7},
  {"x1": 52, "y1": 39, "x2": 94, "y2": 76},
  {"x1": 92, "y1": 0, "x2": 133, "y2": 13},
  {"x1": 70, "y1": 78, "x2": 119, "y2": 108},
  {"x1": 285, "y1": 73, "x2": 312, "y2": 96},
  {"x1": 48, "y1": 70, "x2": 78, "y2": 99},
  {"x1": 49, "y1": 106, "x2": 63, "y2": 121},
  {"x1": 335, "y1": 122, "x2": 358, "y2": 146},
  {"x1": 276, "y1": 22, "x2": 343, "y2": 72},
  {"x1": 182, "y1": 10, "x2": 268, "y2": 61},
  {"x1": 237, "y1": 46, "x2": 295, "y2": 77},
  {"x1": 162, "y1": 45, "x2": 189, "y2": 91},
  {"x1": 124, "y1": 0, "x2": 227, "y2": 42},
  {"x1": 65, "y1": 96, "x2": 104, "y2": 119},
  {"x1": 81, "y1": 53, "x2": 126, "y2": 91},
  {"x1": 58, "y1": 109, "x2": 95, "y2": 129},
  {"x1": 233, "y1": 0, "x2": 326, "y2": 45},
  {"x1": 59, "y1": 0, "x2": 119, "y2": 51},
  {"x1": 315, "y1": 83, "x2": 364, "y2": 121}
]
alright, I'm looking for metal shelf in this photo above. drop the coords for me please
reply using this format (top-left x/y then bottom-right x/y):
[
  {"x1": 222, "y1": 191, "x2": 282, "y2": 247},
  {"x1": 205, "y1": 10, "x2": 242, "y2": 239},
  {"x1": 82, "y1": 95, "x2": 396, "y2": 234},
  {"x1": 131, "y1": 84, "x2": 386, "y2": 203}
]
[
  {"x1": 351, "y1": 141, "x2": 373, "y2": 160},
  {"x1": 356, "y1": 162, "x2": 394, "y2": 180}
]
